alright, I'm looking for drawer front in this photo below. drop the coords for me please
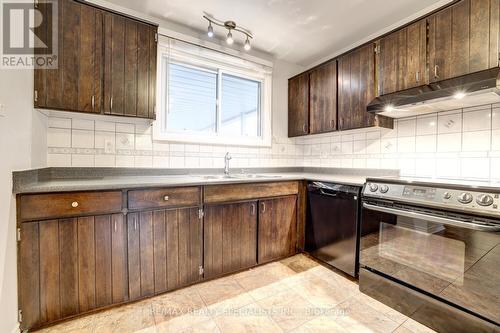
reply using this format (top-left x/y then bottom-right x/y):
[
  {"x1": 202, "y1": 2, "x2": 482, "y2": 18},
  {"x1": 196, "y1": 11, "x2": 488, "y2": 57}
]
[
  {"x1": 19, "y1": 191, "x2": 123, "y2": 221},
  {"x1": 204, "y1": 181, "x2": 299, "y2": 204},
  {"x1": 128, "y1": 187, "x2": 201, "y2": 210}
]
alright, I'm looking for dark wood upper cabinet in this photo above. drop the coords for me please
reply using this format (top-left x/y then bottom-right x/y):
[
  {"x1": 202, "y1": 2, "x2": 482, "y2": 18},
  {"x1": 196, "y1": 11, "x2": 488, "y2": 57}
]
[
  {"x1": 428, "y1": 0, "x2": 499, "y2": 82},
  {"x1": 204, "y1": 201, "x2": 258, "y2": 278},
  {"x1": 34, "y1": 0, "x2": 157, "y2": 119},
  {"x1": 309, "y1": 61, "x2": 337, "y2": 134},
  {"x1": 103, "y1": 13, "x2": 157, "y2": 118},
  {"x1": 338, "y1": 44, "x2": 393, "y2": 130},
  {"x1": 288, "y1": 72, "x2": 310, "y2": 137},
  {"x1": 34, "y1": 0, "x2": 103, "y2": 113},
  {"x1": 378, "y1": 19, "x2": 427, "y2": 95}
]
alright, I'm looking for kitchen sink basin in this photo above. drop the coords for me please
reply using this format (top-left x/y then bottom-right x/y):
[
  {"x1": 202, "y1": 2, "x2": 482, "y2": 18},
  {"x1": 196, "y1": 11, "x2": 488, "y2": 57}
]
[
  {"x1": 232, "y1": 174, "x2": 282, "y2": 179},
  {"x1": 194, "y1": 174, "x2": 282, "y2": 180}
]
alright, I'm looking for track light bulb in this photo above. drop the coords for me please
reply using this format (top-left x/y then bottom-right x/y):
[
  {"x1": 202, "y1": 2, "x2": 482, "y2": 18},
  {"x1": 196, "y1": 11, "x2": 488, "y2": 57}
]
[
  {"x1": 244, "y1": 37, "x2": 251, "y2": 51},
  {"x1": 226, "y1": 30, "x2": 234, "y2": 45},
  {"x1": 207, "y1": 22, "x2": 214, "y2": 37}
]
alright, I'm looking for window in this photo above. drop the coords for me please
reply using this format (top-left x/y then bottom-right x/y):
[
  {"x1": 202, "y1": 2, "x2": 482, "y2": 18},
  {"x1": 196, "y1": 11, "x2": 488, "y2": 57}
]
[{"x1": 155, "y1": 38, "x2": 272, "y2": 146}]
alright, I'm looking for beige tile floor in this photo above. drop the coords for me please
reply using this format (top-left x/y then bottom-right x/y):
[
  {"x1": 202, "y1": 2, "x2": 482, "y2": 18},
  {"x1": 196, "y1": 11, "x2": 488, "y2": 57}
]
[{"x1": 37, "y1": 254, "x2": 437, "y2": 333}]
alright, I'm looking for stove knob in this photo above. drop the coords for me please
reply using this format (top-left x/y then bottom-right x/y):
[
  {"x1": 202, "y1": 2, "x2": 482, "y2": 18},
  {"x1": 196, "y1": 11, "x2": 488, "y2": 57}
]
[
  {"x1": 457, "y1": 192, "x2": 473, "y2": 204},
  {"x1": 368, "y1": 183, "x2": 379, "y2": 192},
  {"x1": 443, "y1": 192, "x2": 452, "y2": 200},
  {"x1": 380, "y1": 185, "x2": 389, "y2": 193},
  {"x1": 476, "y1": 194, "x2": 494, "y2": 207}
]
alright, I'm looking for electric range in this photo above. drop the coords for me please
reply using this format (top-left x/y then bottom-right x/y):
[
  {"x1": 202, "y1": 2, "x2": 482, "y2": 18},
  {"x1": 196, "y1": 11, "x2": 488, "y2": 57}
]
[{"x1": 359, "y1": 177, "x2": 500, "y2": 333}]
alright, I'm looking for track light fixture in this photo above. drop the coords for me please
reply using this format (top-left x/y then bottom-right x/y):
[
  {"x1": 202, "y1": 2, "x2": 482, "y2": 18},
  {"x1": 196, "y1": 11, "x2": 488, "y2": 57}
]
[
  {"x1": 203, "y1": 13, "x2": 253, "y2": 51},
  {"x1": 207, "y1": 22, "x2": 214, "y2": 37}
]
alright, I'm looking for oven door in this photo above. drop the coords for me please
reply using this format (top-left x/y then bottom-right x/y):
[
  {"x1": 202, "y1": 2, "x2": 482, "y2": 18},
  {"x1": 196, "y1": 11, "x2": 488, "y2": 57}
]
[{"x1": 360, "y1": 200, "x2": 500, "y2": 325}]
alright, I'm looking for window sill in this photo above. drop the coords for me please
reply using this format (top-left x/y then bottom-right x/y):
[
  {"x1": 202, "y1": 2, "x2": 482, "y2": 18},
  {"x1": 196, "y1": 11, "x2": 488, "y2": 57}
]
[{"x1": 153, "y1": 131, "x2": 272, "y2": 147}]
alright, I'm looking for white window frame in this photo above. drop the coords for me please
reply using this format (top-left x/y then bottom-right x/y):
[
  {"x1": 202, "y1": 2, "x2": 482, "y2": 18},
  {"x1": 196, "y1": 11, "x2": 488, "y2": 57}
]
[{"x1": 153, "y1": 38, "x2": 272, "y2": 147}]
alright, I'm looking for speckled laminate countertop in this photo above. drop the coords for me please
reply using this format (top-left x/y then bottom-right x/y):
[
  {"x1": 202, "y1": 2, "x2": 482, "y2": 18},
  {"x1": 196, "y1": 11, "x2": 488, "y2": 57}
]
[{"x1": 13, "y1": 167, "x2": 400, "y2": 194}]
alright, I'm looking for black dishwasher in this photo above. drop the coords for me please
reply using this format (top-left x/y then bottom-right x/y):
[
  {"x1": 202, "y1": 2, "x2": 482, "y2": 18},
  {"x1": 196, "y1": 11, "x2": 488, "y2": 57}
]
[{"x1": 305, "y1": 181, "x2": 361, "y2": 277}]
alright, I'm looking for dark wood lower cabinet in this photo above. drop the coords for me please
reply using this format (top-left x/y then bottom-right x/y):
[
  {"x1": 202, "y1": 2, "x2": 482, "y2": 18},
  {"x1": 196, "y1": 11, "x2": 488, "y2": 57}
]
[
  {"x1": 18, "y1": 184, "x2": 299, "y2": 331},
  {"x1": 258, "y1": 196, "x2": 298, "y2": 264},
  {"x1": 127, "y1": 207, "x2": 202, "y2": 300},
  {"x1": 19, "y1": 214, "x2": 128, "y2": 331},
  {"x1": 204, "y1": 201, "x2": 258, "y2": 278}
]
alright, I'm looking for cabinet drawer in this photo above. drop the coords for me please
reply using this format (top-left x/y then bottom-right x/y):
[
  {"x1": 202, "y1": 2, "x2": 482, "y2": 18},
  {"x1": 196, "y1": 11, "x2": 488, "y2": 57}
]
[
  {"x1": 204, "y1": 181, "x2": 299, "y2": 204},
  {"x1": 19, "y1": 191, "x2": 123, "y2": 221},
  {"x1": 128, "y1": 187, "x2": 201, "y2": 210}
]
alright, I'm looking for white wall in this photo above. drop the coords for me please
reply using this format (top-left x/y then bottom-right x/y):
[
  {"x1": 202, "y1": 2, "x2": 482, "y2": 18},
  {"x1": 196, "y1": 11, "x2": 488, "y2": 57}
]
[
  {"x1": 44, "y1": 59, "x2": 304, "y2": 169},
  {"x1": 0, "y1": 66, "x2": 45, "y2": 332}
]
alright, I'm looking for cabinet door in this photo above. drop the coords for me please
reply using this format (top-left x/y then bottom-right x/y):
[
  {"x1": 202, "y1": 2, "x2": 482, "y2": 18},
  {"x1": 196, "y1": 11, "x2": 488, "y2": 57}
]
[
  {"x1": 19, "y1": 214, "x2": 128, "y2": 331},
  {"x1": 338, "y1": 44, "x2": 388, "y2": 130},
  {"x1": 288, "y1": 73, "x2": 310, "y2": 137},
  {"x1": 104, "y1": 13, "x2": 157, "y2": 118},
  {"x1": 378, "y1": 28, "x2": 406, "y2": 95},
  {"x1": 258, "y1": 196, "x2": 297, "y2": 264},
  {"x1": 429, "y1": 0, "x2": 499, "y2": 82},
  {"x1": 405, "y1": 20, "x2": 427, "y2": 89},
  {"x1": 309, "y1": 61, "x2": 337, "y2": 134},
  {"x1": 36, "y1": 0, "x2": 103, "y2": 112},
  {"x1": 127, "y1": 208, "x2": 202, "y2": 300},
  {"x1": 204, "y1": 201, "x2": 258, "y2": 278}
]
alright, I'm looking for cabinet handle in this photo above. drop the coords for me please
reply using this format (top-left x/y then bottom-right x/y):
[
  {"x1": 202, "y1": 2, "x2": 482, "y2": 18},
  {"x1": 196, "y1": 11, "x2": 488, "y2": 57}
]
[
  {"x1": 434, "y1": 65, "x2": 439, "y2": 79},
  {"x1": 114, "y1": 220, "x2": 117, "y2": 232},
  {"x1": 110, "y1": 97, "x2": 113, "y2": 112},
  {"x1": 261, "y1": 202, "x2": 266, "y2": 213},
  {"x1": 163, "y1": 195, "x2": 169, "y2": 201},
  {"x1": 251, "y1": 204, "x2": 255, "y2": 215},
  {"x1": 91, "y1": 95, "x2": 95, "y2": 110},
  {"x1": 71, "y1": 201, "x2": 79, "y2": 208},
  {"x1": 415, "y1": 71, "x2": 420, "y2": 83},
  {"x1": 302, "y1": 124, "x2": 307, "y2": 133},
  {"x1": 330, "y1": 119, "x2": 335, "y2": 128},
  {"x1": 134, "y1": 220, "x2": 138, "y2": 230}
]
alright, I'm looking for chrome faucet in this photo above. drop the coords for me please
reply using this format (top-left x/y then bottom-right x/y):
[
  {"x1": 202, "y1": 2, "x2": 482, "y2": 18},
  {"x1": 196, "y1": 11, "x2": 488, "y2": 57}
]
[{"x1": 224, "y1": 152, "x2": 232, "y2": 175}]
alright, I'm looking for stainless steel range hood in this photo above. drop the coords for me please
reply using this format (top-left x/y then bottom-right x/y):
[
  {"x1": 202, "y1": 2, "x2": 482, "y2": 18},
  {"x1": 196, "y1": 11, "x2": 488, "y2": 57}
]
[{"x1": 367, "y1": 68, "x2": 500, "y2": 118}]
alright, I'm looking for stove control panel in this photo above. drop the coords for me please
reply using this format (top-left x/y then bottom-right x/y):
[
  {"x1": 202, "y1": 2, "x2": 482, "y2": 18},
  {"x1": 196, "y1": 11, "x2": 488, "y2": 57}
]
[{"x1": 363, "y1": 182, "x2": 500, "y2": 216}]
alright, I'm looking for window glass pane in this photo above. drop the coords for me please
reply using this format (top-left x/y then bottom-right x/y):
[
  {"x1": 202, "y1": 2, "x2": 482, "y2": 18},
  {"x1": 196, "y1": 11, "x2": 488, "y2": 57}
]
[
  {"x1": 220, "y1": 73, "x2": 260, "y2": 137},
  {"x1": 166, "y1": 63, "x2": 217, "y2": 133}
]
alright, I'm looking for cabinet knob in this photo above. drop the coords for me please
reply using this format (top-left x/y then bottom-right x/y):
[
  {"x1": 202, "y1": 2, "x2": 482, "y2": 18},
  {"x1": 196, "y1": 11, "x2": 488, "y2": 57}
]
[
  {"x1": 71, "y1": 201, "x2": 79, "y2": 208},
  {"x1": 163, "y1": 195, "x2": 169, "y2": 201}
]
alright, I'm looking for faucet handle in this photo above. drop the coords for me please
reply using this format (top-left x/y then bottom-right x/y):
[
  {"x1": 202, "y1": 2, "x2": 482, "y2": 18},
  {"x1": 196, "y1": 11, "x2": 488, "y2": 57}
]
[{"x1": 225, "y1": 152, "x2": 232, "y2": 160}]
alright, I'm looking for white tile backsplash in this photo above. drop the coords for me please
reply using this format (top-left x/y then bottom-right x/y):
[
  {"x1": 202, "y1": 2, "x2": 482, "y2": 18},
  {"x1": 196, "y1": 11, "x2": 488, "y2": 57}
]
[
  {"x1": 45, "y1": 103, "x2": 500, "y2": 181},
  {"x1": 438, "y1": 110, "x2": 462, "y2": 134},
  {"x1": 72, "y1": 129, "x2": 94, "y2": 148},
  {"x1": 47, "y1": 128, "x2": 71, "y2": 148}
]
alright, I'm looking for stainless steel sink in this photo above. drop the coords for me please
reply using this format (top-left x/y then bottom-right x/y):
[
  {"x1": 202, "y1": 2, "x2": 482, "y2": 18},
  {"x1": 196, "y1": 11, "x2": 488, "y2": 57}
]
[
  {"x1": 198, "y1": 175, "x2": 237, "y2": 180},
  {"x1": 232, "y1": 174, "x2": 282, "y2": 179},
  {"x1": 193, "y1": 174, "x2": 282, "y2": 180}
]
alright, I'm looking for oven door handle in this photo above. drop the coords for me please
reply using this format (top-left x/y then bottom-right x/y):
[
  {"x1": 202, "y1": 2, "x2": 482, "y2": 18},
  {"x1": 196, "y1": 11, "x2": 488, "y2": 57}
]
[{"x1": 362, "y1": 202, "x2": 500, "y2": 232}]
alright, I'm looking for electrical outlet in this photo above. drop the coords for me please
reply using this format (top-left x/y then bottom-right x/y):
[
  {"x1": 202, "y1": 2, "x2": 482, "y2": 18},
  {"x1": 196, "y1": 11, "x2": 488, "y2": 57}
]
[
  {"x1": 0, "y1": 103, "x2": 5, "y2": 117},
  {"x1": 104, "y1": 139, "x2": 114, "y2": 154}
]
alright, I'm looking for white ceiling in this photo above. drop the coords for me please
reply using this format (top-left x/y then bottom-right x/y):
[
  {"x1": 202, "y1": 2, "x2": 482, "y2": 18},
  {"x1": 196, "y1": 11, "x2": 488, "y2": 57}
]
[{"x1": 105, "y1": 0, "x2": 446, "y2": 66}]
